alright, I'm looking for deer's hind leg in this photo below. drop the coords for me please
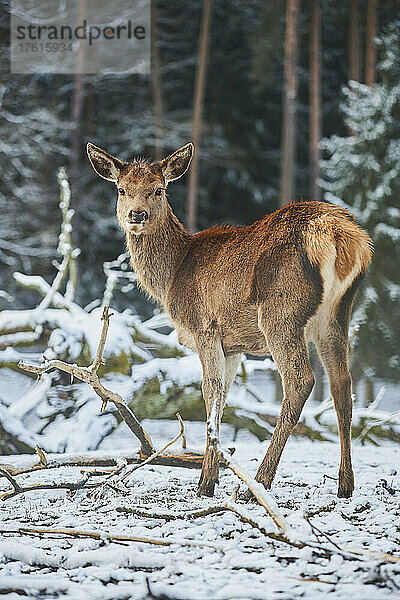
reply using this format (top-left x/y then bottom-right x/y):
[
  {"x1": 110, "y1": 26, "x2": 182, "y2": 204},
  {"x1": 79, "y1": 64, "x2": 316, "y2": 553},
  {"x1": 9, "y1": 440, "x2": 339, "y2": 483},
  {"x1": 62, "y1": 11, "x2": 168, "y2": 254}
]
[
  {"x1": 314, "y1": 325, "x2": 354, "y2": 497},
  {"x1": 254, "y1": 308, "x2": 315, "y2": 490},
  {"x1": 313, "y1": 279, "x2": 362, "y2": 498}
]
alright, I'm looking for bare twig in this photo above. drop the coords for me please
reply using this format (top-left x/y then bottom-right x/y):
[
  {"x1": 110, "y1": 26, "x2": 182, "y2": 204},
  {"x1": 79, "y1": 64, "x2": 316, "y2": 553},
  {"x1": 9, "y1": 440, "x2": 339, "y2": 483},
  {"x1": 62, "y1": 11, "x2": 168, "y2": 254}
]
[
  {"x1": 0, "y1": 467, "x2": 21, "y2": 494},
  {"x1": 120, "y1": 413, "x2": 186, "y2": 483},
  {"x1": 91, "y1": 306, "x2": 111, "y2": 374},
  {"x1": 35, "y1": 445, "x2": 48, "y2": 467},
  {"x1": 0, "y1": 468, "x2": 110, "y2": 501},
  {"x1": 18, "y1": 306, "x2": 155, "y2": 457},
  {"x1": 305, "y1": 516, "x2": 400, "y2": 564},
  {"x1": 87, "y1": 459, "x2": 129, "y2": 499},
  {"x1": 305, "y1": 516, "x2": 343, "y2": 552},
  {"x1": 216, "y1": 443, "x2": 294, "y2": 539},
  {"x1": 88, "y1": 413, "x2": 187, "y2": 499}
]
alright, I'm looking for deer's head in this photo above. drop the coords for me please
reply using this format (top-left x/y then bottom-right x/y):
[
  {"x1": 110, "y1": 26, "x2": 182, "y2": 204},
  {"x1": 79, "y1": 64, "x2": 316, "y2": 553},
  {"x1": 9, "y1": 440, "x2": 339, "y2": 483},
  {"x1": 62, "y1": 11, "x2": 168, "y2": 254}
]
[{"x1": 87, "y1": 142, "x2": 194, "y2": 236}]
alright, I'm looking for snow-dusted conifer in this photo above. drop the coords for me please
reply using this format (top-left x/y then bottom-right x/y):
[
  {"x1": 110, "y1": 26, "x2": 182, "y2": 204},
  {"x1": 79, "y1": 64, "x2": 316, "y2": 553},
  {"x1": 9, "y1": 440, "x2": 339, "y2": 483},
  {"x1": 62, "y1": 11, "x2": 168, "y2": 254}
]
[{"x1": 320, "y1": 25, "x2": 400, "y2": 383}]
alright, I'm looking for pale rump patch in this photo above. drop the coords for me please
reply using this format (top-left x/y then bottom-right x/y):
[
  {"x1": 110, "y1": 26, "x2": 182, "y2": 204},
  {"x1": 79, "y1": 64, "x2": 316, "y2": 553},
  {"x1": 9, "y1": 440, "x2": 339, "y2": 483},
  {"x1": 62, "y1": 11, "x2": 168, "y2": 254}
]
[{"x1": 305, "y1": 242, "x2": 361, "y2": 343}]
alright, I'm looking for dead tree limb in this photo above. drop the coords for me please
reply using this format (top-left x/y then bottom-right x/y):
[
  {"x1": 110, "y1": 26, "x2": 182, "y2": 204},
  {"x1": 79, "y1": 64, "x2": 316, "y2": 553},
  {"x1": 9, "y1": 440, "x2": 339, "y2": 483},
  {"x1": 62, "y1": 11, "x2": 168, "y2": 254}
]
[
  {"x1": 120, "y1": 413, "x2": 186, "y2": 484},
  {"x1": 0, "y1": 526, "x2": 223, "y2": 551},
  {"x1": 204, "y1": 412, "x2": 294, "y2": 539},
  {"x1": 0, "y1": 448, "x2": 206, "y2": 480},
  {"x1": 116, "y1": 506, "x2": 226, "y2": 521},
  {"x1": 0, "y1": 466, "x2": 115, "y2": 501},
  {"x1": 88, "y1": 413, "x2": 187, "y2": 498},
  {"x1": 18, "y1": 306, "x2": 155, "y2": 457}
]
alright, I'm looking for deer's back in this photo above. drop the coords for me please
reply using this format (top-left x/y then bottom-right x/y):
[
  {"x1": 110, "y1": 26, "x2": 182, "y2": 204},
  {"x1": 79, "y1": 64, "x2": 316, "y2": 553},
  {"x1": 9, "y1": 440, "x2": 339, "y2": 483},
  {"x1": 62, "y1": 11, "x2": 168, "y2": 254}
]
[{"x1": 166, "y1": 201, "x2": 372, "y2": 354}]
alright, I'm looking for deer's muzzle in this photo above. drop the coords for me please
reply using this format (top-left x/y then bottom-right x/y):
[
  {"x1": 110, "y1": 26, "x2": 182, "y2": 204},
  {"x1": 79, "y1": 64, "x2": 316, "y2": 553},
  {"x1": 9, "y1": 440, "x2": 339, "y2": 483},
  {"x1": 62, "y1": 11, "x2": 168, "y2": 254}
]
[{"x1": 128, "y1": 210, "x2": 148, "y2": 224}]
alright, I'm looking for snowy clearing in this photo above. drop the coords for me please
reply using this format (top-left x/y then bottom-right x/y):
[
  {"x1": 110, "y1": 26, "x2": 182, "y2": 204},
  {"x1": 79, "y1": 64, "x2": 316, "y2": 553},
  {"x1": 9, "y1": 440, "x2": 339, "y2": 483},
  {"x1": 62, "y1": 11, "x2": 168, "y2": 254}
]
[{"x1": 0, "y1": 421, "x2": 399, "y2": 600}]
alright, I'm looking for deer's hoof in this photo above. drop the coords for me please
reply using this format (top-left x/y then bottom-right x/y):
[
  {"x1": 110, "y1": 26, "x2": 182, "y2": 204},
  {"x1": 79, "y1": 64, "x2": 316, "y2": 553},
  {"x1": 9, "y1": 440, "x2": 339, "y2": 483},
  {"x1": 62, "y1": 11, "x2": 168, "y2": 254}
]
[
  {"x1": 197, "y1": 445, "x2": 219, "y2": 497},
  {"x1": 337, "y1": 472, "x2": 354, "y2": 498},
  {"x1": 254, "y1": 472, "x2": 273, "y2": 491},
  {"x1": 197, "y1": 476, "x2": 217, "y2": 497}
]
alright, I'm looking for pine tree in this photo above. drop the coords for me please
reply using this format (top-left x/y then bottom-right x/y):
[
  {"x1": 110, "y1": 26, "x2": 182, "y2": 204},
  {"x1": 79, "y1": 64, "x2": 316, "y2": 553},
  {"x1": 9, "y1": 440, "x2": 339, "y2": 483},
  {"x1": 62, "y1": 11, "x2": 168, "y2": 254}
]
[{"x1": 320, "y1": 25, "x2": 400, "y2": 385}]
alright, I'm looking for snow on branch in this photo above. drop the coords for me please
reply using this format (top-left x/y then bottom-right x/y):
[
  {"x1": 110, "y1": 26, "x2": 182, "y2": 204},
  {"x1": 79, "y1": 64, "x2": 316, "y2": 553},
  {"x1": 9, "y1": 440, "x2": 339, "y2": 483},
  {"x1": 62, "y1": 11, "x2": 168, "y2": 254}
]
[{"x1": 18, "y1": 306, "x2": 155, "y2": 457}]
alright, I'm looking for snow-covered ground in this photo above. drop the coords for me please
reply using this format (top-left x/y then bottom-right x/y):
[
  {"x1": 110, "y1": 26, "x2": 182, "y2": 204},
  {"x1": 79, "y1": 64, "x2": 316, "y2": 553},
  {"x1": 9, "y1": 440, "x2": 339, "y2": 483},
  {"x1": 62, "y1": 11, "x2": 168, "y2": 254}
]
[{"x1": 0, "y1": 420, "x2": 399, "y2": 600}]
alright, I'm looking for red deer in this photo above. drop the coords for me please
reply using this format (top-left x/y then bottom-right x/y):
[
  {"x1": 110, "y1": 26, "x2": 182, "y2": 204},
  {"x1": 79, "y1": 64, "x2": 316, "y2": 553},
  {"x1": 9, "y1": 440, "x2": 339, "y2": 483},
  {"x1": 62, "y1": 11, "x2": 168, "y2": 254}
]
[{"x1": 87, "y1": 142, "x2": 372, "y2": 498}]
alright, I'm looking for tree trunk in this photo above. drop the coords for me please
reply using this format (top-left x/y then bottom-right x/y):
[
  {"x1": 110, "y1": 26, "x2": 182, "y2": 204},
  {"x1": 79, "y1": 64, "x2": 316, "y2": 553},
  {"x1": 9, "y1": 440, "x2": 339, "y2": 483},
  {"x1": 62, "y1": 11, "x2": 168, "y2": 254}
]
[
  {"x1": 186, "y1": 0, "x2": 213, "y2": 233},
  {"x1": 151, "y1": 0, "x2": 163, "y2": 160},
  {"x1": 86, "y1": 82, "x2": 95, "y2": 138},
  {"x1": 279, "y1": 0, "x2": 300, "y2": 208},
  {"x1": 365, "y1": 0, "x2": 378, "y2": 86},
  {"x1": 348, "y1": 0, "x2": 360, "y2": 82},
  {"x1": 364, "y1": 378, "x2": 374, "y2": 407},
  {"x1": 70, "y1": 0, "x2": 86, "y2": 203},
  {"x1": 309, "y1": 0, "x2": 321, "y2": 202}
]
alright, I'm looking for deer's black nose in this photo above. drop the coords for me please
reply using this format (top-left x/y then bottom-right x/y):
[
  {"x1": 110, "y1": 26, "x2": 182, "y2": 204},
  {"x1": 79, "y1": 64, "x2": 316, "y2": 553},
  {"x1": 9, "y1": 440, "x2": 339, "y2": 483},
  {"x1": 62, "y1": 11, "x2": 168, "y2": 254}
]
[{"x1": 128, "y1": 210, "x2": 148, "y2": 223}]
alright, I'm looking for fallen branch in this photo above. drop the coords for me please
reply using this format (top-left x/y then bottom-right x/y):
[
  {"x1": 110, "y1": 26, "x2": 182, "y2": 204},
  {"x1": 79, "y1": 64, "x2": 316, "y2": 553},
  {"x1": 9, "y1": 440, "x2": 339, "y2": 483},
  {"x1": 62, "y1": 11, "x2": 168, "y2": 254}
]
[
  {"x1": 0, "y1": 465, "x2": 120, "y2": 501},
  {"x1": 215, "y1": 442, "x2": 294, "y2": 539},
  {"x1": 0, "y1": 447, "x2": 207, "y2": 479},
  {"x1": 0, "y1": 526, "x2": 223, "y2": 551},
  {"x1": 116, "y1": 506, "x2": 226, "y2": 521},
  {"x1": 223, "y1": 488, "x2": 303, "y2": 548},
  {"x1": 88, "y1": 413, "x2": 187, "y2": 498},
  {"x1": 18, "y1": 306, "x2": 155, "y2": 457}
]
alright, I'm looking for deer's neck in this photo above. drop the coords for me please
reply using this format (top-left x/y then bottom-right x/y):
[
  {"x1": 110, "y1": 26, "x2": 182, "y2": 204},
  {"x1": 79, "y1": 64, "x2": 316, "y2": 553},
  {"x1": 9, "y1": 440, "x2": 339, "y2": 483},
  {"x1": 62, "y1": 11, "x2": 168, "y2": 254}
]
[{"x1": 126, "y1": 207, "x2": 192, "y2": 305}]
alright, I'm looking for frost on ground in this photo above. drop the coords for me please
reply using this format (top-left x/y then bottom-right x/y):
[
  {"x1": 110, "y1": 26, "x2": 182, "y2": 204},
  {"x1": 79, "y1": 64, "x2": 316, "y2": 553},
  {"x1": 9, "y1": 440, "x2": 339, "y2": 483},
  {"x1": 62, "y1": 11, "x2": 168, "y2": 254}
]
[{"x1": 0, "y1": 421, "x2": 399, "y2": 600}]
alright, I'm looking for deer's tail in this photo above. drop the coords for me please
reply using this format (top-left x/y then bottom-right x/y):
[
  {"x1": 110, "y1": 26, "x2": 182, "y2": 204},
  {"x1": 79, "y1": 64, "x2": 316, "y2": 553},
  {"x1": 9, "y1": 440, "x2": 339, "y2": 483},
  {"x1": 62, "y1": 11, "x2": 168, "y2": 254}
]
[{"x1": 303, "y1": 207, "x2": 373, "y2": 283}]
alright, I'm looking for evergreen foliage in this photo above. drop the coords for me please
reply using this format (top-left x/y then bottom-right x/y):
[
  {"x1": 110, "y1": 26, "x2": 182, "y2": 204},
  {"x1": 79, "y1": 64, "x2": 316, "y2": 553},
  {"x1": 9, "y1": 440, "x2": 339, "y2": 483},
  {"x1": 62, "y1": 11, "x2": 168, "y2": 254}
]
[{"x1": 320, "y1": 26, "x2": 400, "y2": 382}]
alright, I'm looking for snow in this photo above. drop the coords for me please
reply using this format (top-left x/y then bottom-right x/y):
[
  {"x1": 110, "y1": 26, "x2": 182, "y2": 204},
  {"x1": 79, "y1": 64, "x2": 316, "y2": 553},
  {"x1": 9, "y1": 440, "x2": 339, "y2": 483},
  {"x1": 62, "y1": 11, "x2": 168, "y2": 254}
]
[
  {"x1": 0, "y1": 423, "x2": 399, "y2": 599},
  {"x1": 0, "y1": 304, "x2": 151, "y2": 363},
  {"x1": 0, "y1": 404, "x2": 44, "y2": 449}
]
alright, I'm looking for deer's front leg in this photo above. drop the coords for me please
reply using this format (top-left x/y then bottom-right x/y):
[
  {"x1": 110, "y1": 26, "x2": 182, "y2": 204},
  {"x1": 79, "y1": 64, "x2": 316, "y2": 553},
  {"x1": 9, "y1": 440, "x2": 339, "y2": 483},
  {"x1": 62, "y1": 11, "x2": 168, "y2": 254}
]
[{"x1": 196, "y1": 333, "x2": 226, "y2": 497}]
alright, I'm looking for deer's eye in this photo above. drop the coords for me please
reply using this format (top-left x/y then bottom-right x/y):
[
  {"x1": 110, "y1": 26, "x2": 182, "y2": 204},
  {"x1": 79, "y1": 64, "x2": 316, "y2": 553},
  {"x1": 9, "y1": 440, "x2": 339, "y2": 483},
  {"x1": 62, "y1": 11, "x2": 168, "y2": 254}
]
[
  {"x1": 118, "y1": 188, "x2": 125, "y2": 195},
  {"x1": 155, "y1": 188, "x2": 163, "y2": 196}
]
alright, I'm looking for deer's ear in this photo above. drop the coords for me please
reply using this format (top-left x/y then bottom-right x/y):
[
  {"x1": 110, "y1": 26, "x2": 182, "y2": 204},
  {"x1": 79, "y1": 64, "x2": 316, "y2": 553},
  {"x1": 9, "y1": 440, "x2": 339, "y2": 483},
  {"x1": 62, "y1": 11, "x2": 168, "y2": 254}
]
[
  {"x1": 159, "y1": 143, "x2": 194, "y2": 182},
  {"x1": 87, "y1": 142, "x2": 127, "y2": 182}
]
